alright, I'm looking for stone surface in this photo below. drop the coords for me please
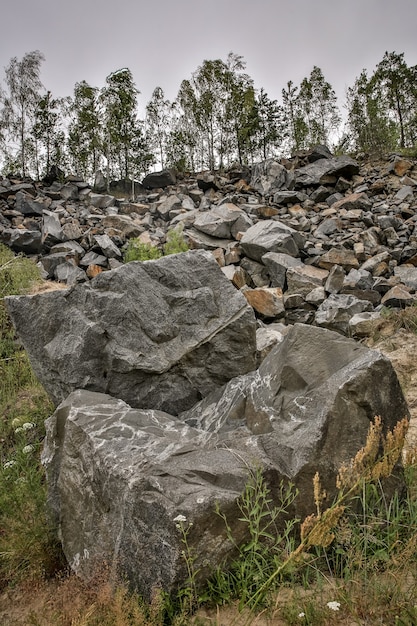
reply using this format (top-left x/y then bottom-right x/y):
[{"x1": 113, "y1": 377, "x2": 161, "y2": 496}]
[
  {"x1": 295, "y1": 156, "x2": 359, "y2": 187},
  {"x1": 250, "y1": 159, "x2": 294, "y2": 195},
  {"x1": 240, "y1": 220, "x2": 304, "y2": 262},
  {"x1": 42, "y1": 324, "x2": 409, "y2": 599},
  {"x1": 6, "y1": 250, "x2": 257, "y2": 415},
  {"x1": 142, "y1": 169, "x2": 176, "y2": 189}
]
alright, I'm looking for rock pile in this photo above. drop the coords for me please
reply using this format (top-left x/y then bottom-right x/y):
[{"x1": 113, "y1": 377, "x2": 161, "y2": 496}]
[
  {"x1": 2, "y1": 147, "x2": 414, "y2": 598},
  {"x1": 1, "y1": 148, "x2": 417, "y2": 336}
]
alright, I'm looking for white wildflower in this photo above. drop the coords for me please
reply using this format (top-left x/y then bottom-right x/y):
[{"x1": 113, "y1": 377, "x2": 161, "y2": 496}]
[
  {"x1": 15, "y1": 427, "x2": 24, "y2": 434},
  {"x1": 11, "y1": 418, "x2": 22, "y2": 428},
  {"x1": 173, "y1": 514, "x2": 187, "y2": 523},
  {"x1": 298, "y1": 612, "x2": 306, "y2": 618},
  {"x1": 326, "y1": 601, "x2": 341, "y2": 611},
  {"x1": 3, "y1": 460, "x2": 16, "y2": 469},
  {"x1": 22, "y1": 422, "x2": 36, "y2": 431},
  {"x1": 22, "y1": 444, "x2": 34, "y2": 454}
]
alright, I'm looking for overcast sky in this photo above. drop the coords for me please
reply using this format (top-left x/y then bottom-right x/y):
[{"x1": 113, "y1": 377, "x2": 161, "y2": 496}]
[{"x1": 1, "y1": 0, "x2": 417, "y2": 117}]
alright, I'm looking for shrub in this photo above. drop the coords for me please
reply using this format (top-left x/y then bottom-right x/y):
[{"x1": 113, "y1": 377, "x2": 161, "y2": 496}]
[
  {"x1": 123, "y1": 240, "x2": 162, "y2": 263},
  {"x1": 123, "y1": 226, "x2": 189, "y2": 263}
]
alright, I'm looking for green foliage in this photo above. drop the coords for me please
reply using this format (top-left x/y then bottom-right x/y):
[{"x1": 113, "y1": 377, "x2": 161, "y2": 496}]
[
  {"x1": 0, "y1": 244, "x2": 42, "y2": 359},
  {"x1": 123, "y1": 239, "x2": 163, "y2": 262},
  {"x1": 0, "y1": 50, "x2": 45, "y2": 177},
  {"x1": 204, "y1": 468, "x2": 298, "y2": 610},
  {"x1": 0, "y1": 245, "x2": 62, "y2": 587},
  {"x1": 164, "y1": 226, "x2": 190, "y2": 255},
  {"x1": 123, "y1": 227, "x2": 189, "y2": 262}
]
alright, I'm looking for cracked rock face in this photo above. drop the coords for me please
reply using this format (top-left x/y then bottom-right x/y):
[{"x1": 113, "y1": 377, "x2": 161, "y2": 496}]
[
  {"x1": 42, "y1": 324, "x2": 409, "y2": 598},
  {"x1": 6, "y1": 250, "x2": 257, "y2": 415}
]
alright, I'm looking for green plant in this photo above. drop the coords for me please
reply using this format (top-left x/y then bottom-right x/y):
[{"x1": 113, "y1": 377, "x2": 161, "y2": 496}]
[
  {"x1": 0, "y1": 245, "x2": 63, "y2": 588},
  {"x1": 204, "y1": 468, "x2": 298, "y2": 610},
  {"x1": 123, "y1": 239, "x2": 163, "y2": 262},
  {"x1": 163, "y1": 226, "x2": 189, "y2": 256},
  {"x1": 123, "y1": 226, "x2": 189, "y2": 263},
  {"x1": 164, "y1": 514, "x2": 201, "y2": 625}
]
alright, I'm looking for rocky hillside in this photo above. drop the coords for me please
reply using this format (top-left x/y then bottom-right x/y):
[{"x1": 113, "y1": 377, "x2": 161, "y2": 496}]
[{"x1": 1, "y1": 147, "x2": 416, "y2": 340}]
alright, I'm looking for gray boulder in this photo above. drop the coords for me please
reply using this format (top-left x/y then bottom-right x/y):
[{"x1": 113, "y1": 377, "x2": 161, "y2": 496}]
[
  {"x1": 295, "y1": 156, "x2": 359, "y2": 187},
  {"x1": 250, "y1": 160, "x2": 294, "y2": 196},
  {"x1": 6, "y1": 250, "x2": 256, "y2": 415},
  {"x1": 315, "y1": 293, "x2": 373, "y2": 335},
  {"x1": 43, "y1": 324, "x2": 409, "y2": 598},
  {"x1": 142, "y1": 169, "x2": 177, "y2": 189},
  {"x1": 240, "y1": 220, "x2": 304, "y2": 262}
]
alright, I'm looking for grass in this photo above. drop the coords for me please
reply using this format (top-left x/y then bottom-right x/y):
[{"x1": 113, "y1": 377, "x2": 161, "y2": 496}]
[{"x1": 2, "y1": 242, "x2": 417, "y2": 624}]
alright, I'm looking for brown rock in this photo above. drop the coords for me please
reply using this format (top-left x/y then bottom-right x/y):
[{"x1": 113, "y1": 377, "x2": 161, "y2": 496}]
[{"x1": 242, "y1": 286, "x2": 285, "y2": 318}]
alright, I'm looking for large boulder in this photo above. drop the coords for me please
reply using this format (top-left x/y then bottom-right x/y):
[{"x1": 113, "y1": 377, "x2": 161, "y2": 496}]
[
  {"x1": 6, "y1": 250, "x2": 257, "y2": 415},
  {"x1": 240, "y1": 220, "x2": 305, "y2": 262},
  {"x1": 43, "y1": 324, "x2": 409, "y2": 598},
  {"x1": 142, "y1": 169, "x2": 177, "y2": 189},
  {"x1": 295, "y1": 156, "x2": 359, "y2": 187},
  {"x1": 250, "y1": 159, "x2": 295, "y2": 196}
]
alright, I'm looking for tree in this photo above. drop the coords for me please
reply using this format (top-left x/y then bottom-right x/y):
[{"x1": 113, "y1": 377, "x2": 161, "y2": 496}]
[
  {"x1": 281, "y1": 80, "x2": 307, "y2": 153},
  {"x1": 101, "y1": 68, "x2": 144, "y2": 181},
  {"x1": 145, "y1": 87, "x2": 172, "y2": 169},
  {"x1": 0, "y1": 50, "x2": 45, "y2": 176},
  {"x1": 32, "y1": 91, "x2": 67, "y2": 178},
  {"x1": 254, "y1": 88, "x2": 285, "y2": 160},
  {"x1": 371, "y1": 51, "x2": 417, "y2": 149},
  {"x1": 346, "y1": 69, "x2": 398, "y2": 155},
  {"x1": 67, "y1": 80, "x2": 102, "y2": 180},
  {"x1": 297, "y1": 66, "x2": 341, "y2": 148}
]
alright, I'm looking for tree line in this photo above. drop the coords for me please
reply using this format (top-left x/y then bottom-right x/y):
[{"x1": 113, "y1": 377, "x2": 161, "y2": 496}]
[{"x1": 0, "y1": 50, "x2": 416, "y2": 182}]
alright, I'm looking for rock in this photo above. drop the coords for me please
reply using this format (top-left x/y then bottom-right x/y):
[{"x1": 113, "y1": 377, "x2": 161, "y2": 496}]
[
  {"x1": 93, "y1": 234, "x2": 122, "y2": 259},
  {"x1": 93, "y1": 170, "x2": 107, "y2": 192},
  {"x1": 193, "y1": 204, "x2": 252, "y2": 239},
  {"x1": 255, "y1": 323, "x2": 286, "y2": 365},
  {"x1": 0, "y1": 228, "x2": 42, "y2": 254},
  {"x1": 331, "y1": 192, "x2": 372, "y2": 212},
  {"x1": 6, "y1": 250, "x2": 257, "y2": 415},
  {"x1": 240, "y1": 220, "x2": 304, "y2": 262},
  {"x1": 349, "y1": 311, "x2": 382, "y2": 337},
  {"x1": 393, "y1": 158, "x2": 412, "y2": 177},
  {"x1": 142, "y1": 169, "x2": 177, "y2": 189},
  {"x1": 286, "y1": 264, "x2": 329, "y2": 296},
  {"x1": 381, "y1": 285, "x2": 416, "y2": 308},
  {"x1": 43, "y1": 324, "x2": 409, "y2": 599},
  {"x1": 42, "y1": 209, "x2": 63, "y2": 248},
  {"x1": 15, "y1": 191, "x2": 47, "y2": 216},
  {"x1": 394, "y1": 265, "x2": 417, "y2": 290},
  {"x1": 196, "y1": 172, "x2": 221, "y2": 191},
  {"x1": 43, "y1": 165, "x2": 65, "y2": 186},
  {"x1": 261, "y1": 252, "x2": 303, "y2": 289},
  {"x1": 315, "y1": 293, "x2": 373, "y2": 335},
  {"x1": 54, "y1": 261, "x2": 87, "y2": 285},
  {"x1": 394, "y1": 186, "x2": 414, "y2": 202},
  {"x1": 295, "y1": 156, "x2": 359, "y2": 187},
  {"x1": 87, "y1": 192, "x2": 115, "y2": 209},
  {"x1": 250, "y1": 159, "x2": 294, "y2": 196},
  {"x1": 242, "y1": 286, "x2": 285, "y2": 319},
  {"x1": 318, "y1": 247, "x2": 359, "y2": 271}
]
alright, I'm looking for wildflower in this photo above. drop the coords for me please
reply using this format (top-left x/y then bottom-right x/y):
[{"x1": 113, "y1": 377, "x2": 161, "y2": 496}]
[
  {"x1": 22, "y1": 422, "x2": 36, "y2": 431},
  {"x1": 173, "y1": 514, "x2": 187, "y2": 523},
  {"x1": 298, "y1": 612, "x2": 306, "y2": 618},
  {"x1": 3, "y1": 460, "x2": 16, "y2": 469},
  {"x1": 326, "y1": 601, "x2": 341, "y2": 611},
  {"x1": 22, "y1": 444, "x2": 34, "y2": 454},
  {"x1": 15, "y1": 427, "x2": 24, "y2": 434},
  {"x1": 11, "y1": 418, "x2": 22, "y2": 428}
]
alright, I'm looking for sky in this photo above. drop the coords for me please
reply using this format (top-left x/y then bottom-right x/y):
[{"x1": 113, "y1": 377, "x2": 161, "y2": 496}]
[{"x1": 1, "y1": 0, "x2": 417, "y2": 119}]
